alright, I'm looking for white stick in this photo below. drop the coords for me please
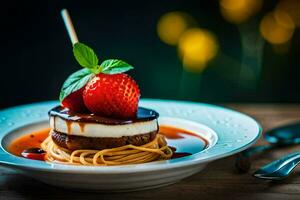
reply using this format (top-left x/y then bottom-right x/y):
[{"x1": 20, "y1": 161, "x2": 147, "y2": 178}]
[{"x1": 61, "y1": 9, "x2": 79, "y2": 45}]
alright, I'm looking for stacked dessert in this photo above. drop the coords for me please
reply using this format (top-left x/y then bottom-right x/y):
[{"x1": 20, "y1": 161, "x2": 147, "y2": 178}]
[{"x1": 41, "y1": 42, "x2": 172, "y2": 165}]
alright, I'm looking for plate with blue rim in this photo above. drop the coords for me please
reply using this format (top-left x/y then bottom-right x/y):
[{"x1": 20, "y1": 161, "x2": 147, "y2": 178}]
[{"x1": 0, "y1": 99, "x2": 261, "y2": 192}]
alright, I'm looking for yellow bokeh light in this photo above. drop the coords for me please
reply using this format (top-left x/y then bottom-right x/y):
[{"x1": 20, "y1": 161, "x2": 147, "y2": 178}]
[
  {"x1": 157, "y1": 12, "x2": 195, "y2": 45},
  {"x1": 220, "y1": 0, "x2": 263, "y2": 24},
  {"x1": 277, "y1": 0, "x2": 300, "y2": 27},
  {"x1": 178, "y1": 28, "x2": 219, "y2": 72},
  {"x1": 260, "y1": 10, "x2": 295, "y2": 45}
]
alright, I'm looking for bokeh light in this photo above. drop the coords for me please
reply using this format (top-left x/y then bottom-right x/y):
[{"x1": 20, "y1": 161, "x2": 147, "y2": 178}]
[
  {"x1": 220, "y1": 0, "x2": 263, "y2": 24},
  {"x1": 157, "y1": 12, "x2": 195, "y2": 45},
  {"x1": 260, "y1": 10, "x2": 295, "y2": 45},
  {"x1": 277, "y1": 0, "x2": 300, "y2": 27},
  {"x1": 178, "y1": 28, "x2": 219, "y2": 72}
]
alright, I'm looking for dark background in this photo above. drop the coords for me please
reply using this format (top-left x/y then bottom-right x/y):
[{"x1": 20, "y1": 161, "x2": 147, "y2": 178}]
[{"x1": 0, "y1": 0, "x2": 299, "y2": 109}]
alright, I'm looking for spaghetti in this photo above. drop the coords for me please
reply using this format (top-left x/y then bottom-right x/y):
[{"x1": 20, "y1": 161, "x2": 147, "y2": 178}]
[{"x1": 41, "y1": 133, "x2": 173, "y2": 166}]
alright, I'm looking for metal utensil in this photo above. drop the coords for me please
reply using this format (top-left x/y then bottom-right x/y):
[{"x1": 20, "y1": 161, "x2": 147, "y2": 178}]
[
  {"x1": 253, "y1": 151, "x2": 300, "y2": 180},
  {"x1": 236, "y1": 123, "x2": 300, "y2": 172}
]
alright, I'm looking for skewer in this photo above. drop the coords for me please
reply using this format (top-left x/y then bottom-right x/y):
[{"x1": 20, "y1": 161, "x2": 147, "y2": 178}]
[{"x1": 61, "y1": 9, "x2": 79, "y2": 45}]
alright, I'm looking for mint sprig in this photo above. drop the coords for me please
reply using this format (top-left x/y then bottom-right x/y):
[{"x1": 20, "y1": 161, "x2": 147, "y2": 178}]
[
  {"x1": 60, "y1": 42, "x2": 134, "y2": 102},
  {"x1": 59, "y1": 68, "x2": 94, "y2": 102},
  {"x1": 73, "y1": 43, "x2": 99, "y2": 70},
  {"x1": 101, "y1": 59, "x2": 133, "y2": 74},
  {"x1": 72, "y1": 42, "x2": 133, "y2": 74}
]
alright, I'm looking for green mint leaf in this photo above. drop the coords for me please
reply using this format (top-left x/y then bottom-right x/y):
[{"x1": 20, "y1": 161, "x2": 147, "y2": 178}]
[
  {"x1": 59, "y1": 68, "x2": 94, "y2": 102},
  {"x1": 73, "y1": 42, "x2": 99, "y2": 69},
  {"x1": 100, "y1": 59, "x2": 134, "y2": 74}
]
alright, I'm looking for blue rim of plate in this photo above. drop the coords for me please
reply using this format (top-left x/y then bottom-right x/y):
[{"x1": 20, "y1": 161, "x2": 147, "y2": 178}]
[{"x1": 0, "y1": 99, "x2": 262, "y2": 174}]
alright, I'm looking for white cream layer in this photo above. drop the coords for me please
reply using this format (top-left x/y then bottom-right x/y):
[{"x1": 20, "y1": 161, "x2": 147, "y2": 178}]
[{"x1": 49, "y1": 116, "x2": 158, "y2": 138}]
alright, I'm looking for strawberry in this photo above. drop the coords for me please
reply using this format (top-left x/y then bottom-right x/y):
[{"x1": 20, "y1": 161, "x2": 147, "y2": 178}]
[
  {"x1": 61, "y1": 87, "x2": 87, "y2": 113},
  {"x1": 60, "y1": 42, "x2": 136, "y2": 116},
  {"x1": 83, "y1": 73, "x2": 140, "y2": 119}
]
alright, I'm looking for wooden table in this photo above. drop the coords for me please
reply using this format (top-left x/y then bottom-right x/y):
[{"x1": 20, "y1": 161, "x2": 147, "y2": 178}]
[{"x1": 1, "y1": 104, "x2": 300, "y2": 200}]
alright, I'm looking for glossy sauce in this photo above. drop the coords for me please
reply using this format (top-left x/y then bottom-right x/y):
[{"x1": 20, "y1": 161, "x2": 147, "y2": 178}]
[
  {"x1": 160, "y1": 125, "x2": 208, "y2": 141},
  {"x1": 50, "y1": 106, "x2": 160, "y2": 135},
  {"x1": 159, "y1": 125, "x2": 208, "y2": 159},
  {"x1": 8, "y1": 128, "x2": 50, "y2": 156},
  {"x1": 8, "y1": 126, "x2": 207, "y2": 160},
  {"x1": 49, "y1": 106, "x2": 159, "y2": 125}
]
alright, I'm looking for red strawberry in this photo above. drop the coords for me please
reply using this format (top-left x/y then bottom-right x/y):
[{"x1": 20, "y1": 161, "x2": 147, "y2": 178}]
[
  {"x1": 61, "y1": 87, "x2": 87, "y2": 113},
  {"x1": 83, "y1": 73, "x2": 140, "y2": 119}
]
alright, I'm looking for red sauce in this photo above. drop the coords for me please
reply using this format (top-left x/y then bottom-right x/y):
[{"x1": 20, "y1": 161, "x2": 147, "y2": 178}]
[
  {"x1": 8, "y1": 126, "x2": 206, "y2": 160},
  {"x1": 8, "y1": 128, "x2": 50, "y2": 156},
  {"x1": 159, "y1": 125, "x2": 208, "y2": 142},
  {"x1": 159, "y1": 125, "x2": 208, "y2": 159}
]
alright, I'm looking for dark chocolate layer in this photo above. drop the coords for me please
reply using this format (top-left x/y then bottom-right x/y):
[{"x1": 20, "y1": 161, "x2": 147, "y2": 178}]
[
  {"x1": 51, "y1": 130, "x2": 157, "y2": 150},
  {"x1": 49, "y1": 106, "x2": 159, "y2": 125}
]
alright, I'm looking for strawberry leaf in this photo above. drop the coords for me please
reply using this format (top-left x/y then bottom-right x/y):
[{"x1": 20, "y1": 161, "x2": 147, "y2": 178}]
[
  {"x1": 101, "y1": 59, "x2": 134, "y2": 74},
  {"x1": 73, "y1": 42, "x2": 99, "y2": 70},
  {"x1": 59, "y1": 68, "x2": 94, "y2": 102}
]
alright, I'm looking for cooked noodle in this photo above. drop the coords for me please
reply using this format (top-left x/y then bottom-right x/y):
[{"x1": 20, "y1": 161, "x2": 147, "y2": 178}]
[{"x1": 41, "y1": 133, "x2": 173, "y2": 166}]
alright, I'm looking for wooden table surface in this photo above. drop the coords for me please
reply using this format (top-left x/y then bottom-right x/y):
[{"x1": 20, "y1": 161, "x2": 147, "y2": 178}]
[{"x1": 1, "y1": 104, "x2": 300, "y2": 200}]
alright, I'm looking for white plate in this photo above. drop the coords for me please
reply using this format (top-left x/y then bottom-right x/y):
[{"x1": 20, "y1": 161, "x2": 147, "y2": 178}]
[{"x1": 0, "y1": 99, "x2": 261, "y2": 191}]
